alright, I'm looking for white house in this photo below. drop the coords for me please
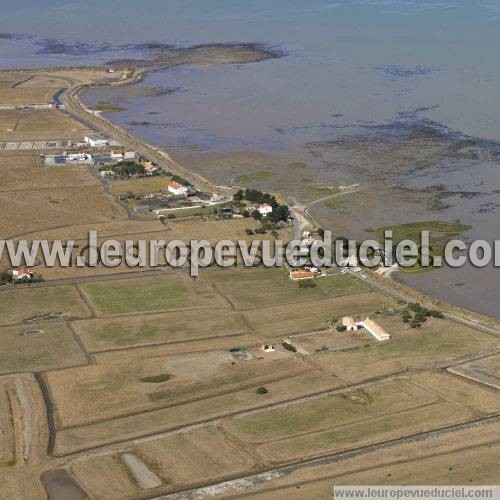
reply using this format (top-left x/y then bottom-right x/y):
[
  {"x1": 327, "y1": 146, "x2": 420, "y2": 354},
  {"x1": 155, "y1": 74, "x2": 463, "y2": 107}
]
[
  {"x1": 342, "y1": 317, "x2": 358, "y2": 331},
  {"x1": 359, "y1": 318, "x2": 391, "y2": 342},
  {"x1": 210, "y1": 192, "x2": 226, "y2": 202},
  {"x1": 167, "y1": 181, "x2": 188, "y2": 196},
  {"x1": 66, "y1": 153, "x2": 93, "y2": 164},
  {"x1": 258, "y1": 203, "x2": 273, "y2": 216},
  {"x1": 84, "y1": 134, "x2": 109, "y2": 147}
]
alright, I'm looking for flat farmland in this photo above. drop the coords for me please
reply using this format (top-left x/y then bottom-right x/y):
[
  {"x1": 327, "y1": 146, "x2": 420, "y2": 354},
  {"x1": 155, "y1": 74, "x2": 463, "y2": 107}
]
[
  {"x1": 110, "y1": 176, "x2": 172, "y2": 196},
  {"x1": 0, "y1": 381, "x2": 15, "y2": 466},
  {"x1": 91, "y1": 333, "x2": 260, "y2": 363},
  {"x1": 257, "y1": 401, "x2": 473, "y2": 463},
  {"x1": 73, "y1": 309, "x2": 252, "y2": 352},
  {"x1": 202, "y1": 268, "x2": 369, "y2": 310},
  {"x1": 216, "y1": 422, "x2": 500, "y2": 498},
  {"x1": 0, "y1": 285, "x2": 91, "y2": 326},
  {"x1": 54, "y1": 371, "x2": 341, "y2": 455},
  {"x1": 45, "y1": 354, "x2": 311, "y2": 428},
  {"x1": 223, "y1": 380, "x2": 438, "y2": 444},
  {"x1": 0, "y1": 155, "x2": 98, "y2": 191},
  {"x1": 0, "y1": 185, "x2": 126, "y2": 238},
  {"x1": 0, "y1": 323, "x2": 87, "y2": 374},
  {"x1": 166, "y1": 218, "x2": 271, "y2": 243},
  {"x1": 135, "y1": 427, "x2": 257, "y2": 488},
  {"x1": 81, "y1": 274, "x2": 227, "y2": 316},
  {"x1": 448, "y1": 353, "x2": 500, "y2": 390},
  {"x1": 411, "y1": 371, "x2": 500, "y2": 414},
  {"x1": 0, "y1": 88, "x2": 59, "y2": 105},
  {"x1": 0, "y1": 73, "x2": 69, "y2": 105},
  {"x1": 70, "y1": 455, "x2": 143, "y2": 500},
  {"x1": 0, "y1": 109, "x2": 89, "y2": 141},
  {"x1": 243, "y1": 292, "x2": 394, "y2": 338},
  {"x1": 294, "y1": 329, "x2": 374, "y2": 353},
  {"x1": 312, "y1": 316, "x2": 498, "y2": 383}
]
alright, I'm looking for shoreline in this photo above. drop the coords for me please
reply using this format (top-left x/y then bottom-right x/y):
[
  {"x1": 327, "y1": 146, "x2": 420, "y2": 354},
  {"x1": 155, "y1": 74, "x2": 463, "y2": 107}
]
[{"x1": 2, "y1": 62, "x2": 500, "y2": 334}]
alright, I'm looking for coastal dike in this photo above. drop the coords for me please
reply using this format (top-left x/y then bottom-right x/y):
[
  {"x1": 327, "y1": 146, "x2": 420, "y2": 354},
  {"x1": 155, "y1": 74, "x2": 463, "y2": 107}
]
[{"x1": 62, "y1": 75, "x2": 220, "y2": 194}]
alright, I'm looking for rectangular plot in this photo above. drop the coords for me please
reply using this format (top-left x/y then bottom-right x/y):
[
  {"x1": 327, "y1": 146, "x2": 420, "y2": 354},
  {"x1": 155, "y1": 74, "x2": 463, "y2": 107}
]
[
  {"x1": 204, "y1": 268, "x2": 369, "y2": 310},
  {"x1": 73, "y1": 309, "x2": 251, "y2": 352},
  {"x1": 0, "y1": 323, "x2": 87, "y2": 374},
  {"x1": 82, "y1": 275, "x2": 227, "y2": 316},
  {"x1": 0, "y1": 285, "x2": 91, "y2": 326}
]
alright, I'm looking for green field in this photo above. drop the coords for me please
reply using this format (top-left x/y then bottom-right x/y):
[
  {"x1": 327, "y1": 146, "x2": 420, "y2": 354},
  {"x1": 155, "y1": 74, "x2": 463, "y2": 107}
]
[
  {"x1": 82, "y1": 275, "x2": 226, "y2": 316},
  {"x1": 203, "y1": 268, "x2": 369, "y2": 310}
]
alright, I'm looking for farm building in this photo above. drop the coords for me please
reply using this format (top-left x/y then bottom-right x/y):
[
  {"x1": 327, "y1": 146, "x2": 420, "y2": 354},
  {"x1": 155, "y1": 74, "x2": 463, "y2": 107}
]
[
  {"x1": 290, "y1": 269, "x2": 316, "y2": 281},
  {"x1": 359, "y1": 318, "x2": 391, "y2": 342},
  {"x1": 342, "y1": 316, "x2": 358, "y2": 331},
  {"x1": 167, "y1": 181, "x2": 188, "y2": 196},
  {"x1": 210, "y1": 192, "x2": 226, "y2": 202},
  {"x1": 261, "y1": 344, "x2": 275, "y2": 353},
  {"x1": 258, "y1": 203, "x2": 273, "y2": 215},
  {"x1": 11, "y1": 267, "x2": 34, "y2": 280},
  {"x1": 84, "y1": 133, "x2": 109, "y2": 147}
]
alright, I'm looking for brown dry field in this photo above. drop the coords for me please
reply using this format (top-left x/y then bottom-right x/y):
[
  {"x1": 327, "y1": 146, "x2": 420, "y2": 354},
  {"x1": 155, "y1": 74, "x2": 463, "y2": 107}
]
[
  {"x1": 69, "y1": 454, "x2": 144, "y2": 500},
  {"x1": 0, "y1": 185, "x2": 126, "y2": 238},
  {"x1": 73, "y1": 308, "x2": 252, "y2": 352},
  {"x1": 312, "y1": 315, "x2": 499, "y2": 384},
  {"x1": 294, "y1": 329, "x2": 374, "y2": 353},
  {"x1": 0, "y1": 155, "x2": 98, "y2": 191},
  {"x1": 202, "y1": 267, "x2": 370, "y2": 311},
  {"x1": 91, "y1": 333, "x2": 260, "y2": 363},
  {"x1": 217, "y1": 445, "x2": 500, "y2": 500},
  {"x1": 449, "y1": 353, "x2": 500, "y2": 390},
  {"x1": 0, "y1": 381, "x2": 15, "y2": 466},
  {"x1": 109, "y1": 175, "x2": 173, "y2": 196},
  {"x1": 243, "y1": 292, "x2": 395, "y2": 338},
  {"x1": 45, "y1": 354, "x2": 311, "y2": 428},
  {"x1": 0, "y1": 284, "x2": 91, "y2": 326},
  {"x1": 0, "y1": 109, "x2": 89, "y2": 141},
  {"x1": 0, "y1": 73, "x2": 69, "y2": 105},
  {"x1": 70, "y1": 426, "x2": 257, "y2": 499},
  {"x1": 223, "y1": 379, "x2": 438, "y2": 443},
  {"x1": 257, "y1": 401, "x2": 473, "y2": 463},
  {"x1": 0, "y1": 323, "x2": 87, "y2": 374},
  {"x1": 137, "y1": 426, "x2": 257, "y2": 487},
  {"x1": 53, "y1": 371, "x2": 341, "y2": 456}
]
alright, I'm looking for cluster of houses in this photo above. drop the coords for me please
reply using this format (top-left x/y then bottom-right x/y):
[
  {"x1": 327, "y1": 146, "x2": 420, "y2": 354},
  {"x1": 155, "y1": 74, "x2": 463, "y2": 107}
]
[{"x1": 342, "y1": 316, "x2": 391, "y2": 342}]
